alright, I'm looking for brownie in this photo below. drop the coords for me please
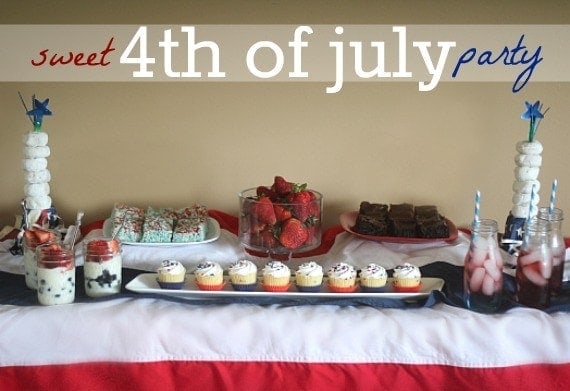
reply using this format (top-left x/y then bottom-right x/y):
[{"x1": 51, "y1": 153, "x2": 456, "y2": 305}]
[
  {"x1": 417, "y1": 219, "x2": 450, "y2": 238},
  {"x1": 389, "y1": 219, "x2": 417, "y2": 237},
  {"x1": 354, "y1": 214, "x2": 389, "y2": 236},
  {"x1": 389, "y1": 203, "x2": 414, "y2": 220},
  {"x1": 358, "y1": 201, "x2": 388, "y2": 218},
  {"x1": 414, "y1": 205, "x2": 440, "y2": 221}
]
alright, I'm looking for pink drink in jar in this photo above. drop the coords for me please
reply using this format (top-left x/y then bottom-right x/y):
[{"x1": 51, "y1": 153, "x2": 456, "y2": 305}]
[
  {"x1": 464, "y1": 219, "x2": 503, "y2": 312},
  {"x1": 537, "y1": 207, "x2": 564, "y2": 297},
  {"x1": 515, "y1": 218, "x2": 552, "y2": 308}
]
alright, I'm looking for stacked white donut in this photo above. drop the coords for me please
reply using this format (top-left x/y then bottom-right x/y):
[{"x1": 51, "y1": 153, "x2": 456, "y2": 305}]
[
  {"x1": 511, "y1": 140, "x2": 542, "y2": 219},
  {"x1": 22, "y1": 131, "x2": 52, "y2": 223}
]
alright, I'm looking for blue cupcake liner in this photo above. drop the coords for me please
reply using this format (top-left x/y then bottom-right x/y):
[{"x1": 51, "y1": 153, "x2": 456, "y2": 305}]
[
  {"x1": 296, "y1": 283, "x2": 323, "y2": 293},
  {"x1": 359, "y1": 285, "x2": 387, "y2": 293},
  {"x1": 157, "y1": 279, "x2": 185, "y2": 290},
  {"x1": 231, "y1": 282, "x2": 258, "y2": 292}
]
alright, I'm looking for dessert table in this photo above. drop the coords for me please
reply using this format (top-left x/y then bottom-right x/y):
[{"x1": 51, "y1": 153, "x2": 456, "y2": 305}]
[{"x1": 1, "y1": 210, "x2": 569, "y2": 390}]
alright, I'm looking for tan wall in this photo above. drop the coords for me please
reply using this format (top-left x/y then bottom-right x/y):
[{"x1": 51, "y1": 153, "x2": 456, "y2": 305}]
[{"x1": 1, "y1": 0, "x2": 569, "y2": 234}]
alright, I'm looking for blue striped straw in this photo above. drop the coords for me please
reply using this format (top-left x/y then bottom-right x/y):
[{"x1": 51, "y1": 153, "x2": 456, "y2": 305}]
[
  {"x1": 473, "y1": 189, "x2": 481, "y2": 228},
  {"x1": 528, "y1": 184, "x2": 536, "y2": 222},
  {"x1": 523, "y1": 184, "x2": 537, "y2": 247},
  {"x1": 549, "y1": 179, "x2": 558, "y2": 217}
]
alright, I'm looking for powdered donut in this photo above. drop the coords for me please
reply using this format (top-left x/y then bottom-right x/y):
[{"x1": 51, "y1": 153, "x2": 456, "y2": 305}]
[
  {"x1": 22, "y1": 131, "x2": 48, "y2": 147},
  {"x1": 25, "y1": 195, "x2": 51, "y2": 209},
  {"x1": 514, "y1": 153, "x2": 542, "y2": 168},
  {"x1": 516, "y1": 140, "x2": 543, "y2": 155},
  {"x1": 512, "y1": 193, "x2": 540, "y2": 205},
  {"x1": 511, "y1": 204, "x2": 538, "y2": 219},
  {"x1": 24, "y1": 146, "x2": 50, "y2": 158},
  {"x1": 512, "y1": 179, "x2": 540, "y2": 194},
  {"x1": 514, "y1": 167, "x2": 540, "y2": 181},
  {"x1": 24, "y1": 169, "x2": 51, "y2": 184},
  {"x1": 22, "y1": 158, "x2": 48, "y2": 171},
  {"x1": 24, "y1": 183, "x2": 50, "y2": 197}
]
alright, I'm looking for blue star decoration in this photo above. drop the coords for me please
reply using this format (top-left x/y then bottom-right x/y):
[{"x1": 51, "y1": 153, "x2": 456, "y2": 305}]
[
  {"x1": 520, "y1": 100, "x2": 548, "y2": 142},
  {"x1": 26, "y1": 98, "x2": 52, "y2": 131},
  {"x1": 521, "y1": 100, "x2": 544, "y2": 121}
]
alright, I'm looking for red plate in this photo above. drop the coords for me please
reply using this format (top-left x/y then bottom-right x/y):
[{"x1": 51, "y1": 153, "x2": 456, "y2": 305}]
[{"x1": 339, "y1": 211, "x2": 459, "y2": 244}]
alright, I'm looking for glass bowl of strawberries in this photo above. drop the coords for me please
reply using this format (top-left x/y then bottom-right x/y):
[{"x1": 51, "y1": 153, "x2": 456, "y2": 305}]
[{"x1": 238, "y1": 176, "x2": 323, "y2": 255}]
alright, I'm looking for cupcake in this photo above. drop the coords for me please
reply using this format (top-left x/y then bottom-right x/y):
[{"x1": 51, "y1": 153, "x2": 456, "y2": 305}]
[
  {"x1": 228, "y1": 259, "x2": 258, "y2": 291},
  {"x1": 326, "y1": 262, "x2": 357, "y2": 293},
  {"x1": 392, "y1": 263, "x2": 422, "y2": 292},
  {"x1": 156, "y1": 259, "x2": 186, "y2": 289},
  {"x1": 194, "y1": 261, "x2": 224, "y2": 291},
  {"x1": 262, "y1": 261, "x2": 291, "y2": 292},
  {"x1": 359, "y1": 263, "x2": 388, "y2": 292},
  {"x1": 295, "y1": 261, "x2": 324, "y2": 292}
]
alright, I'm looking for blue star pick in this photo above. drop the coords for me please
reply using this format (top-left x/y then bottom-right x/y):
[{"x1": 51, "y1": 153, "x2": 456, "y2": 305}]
[
  {"x1": 26, "y1": 98, "x2": 52, "y2": 129},
  {"x1": 521, "y1": 101, "x2": 544, "y2": 120}
]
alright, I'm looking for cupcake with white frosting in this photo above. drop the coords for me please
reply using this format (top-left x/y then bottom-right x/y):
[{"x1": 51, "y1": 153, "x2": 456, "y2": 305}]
[
  {"x1": 326, "y1": 262, "x2": 357, "y2": 293},
  {"x1": 156, "y1": 259, "x2": 186, "y2": 289},
  {"x1": 295, "y1": 261, "x2": 324, "y2": 292},
  {"x1": 359, "y1": 263, "x2": 388, "y2": 292},
  {"x1": 262, "y1": 261, "x2": 291, "y2": 292},
  {"x1": 228, "y1": 259, "x2": 258, "y2": 291},
  {"x1": 194, "y1": 261, "x2": 224, "y2": 291},
  {"x1": 392, "y1": 263, "x2": 422, "y2": 292}
]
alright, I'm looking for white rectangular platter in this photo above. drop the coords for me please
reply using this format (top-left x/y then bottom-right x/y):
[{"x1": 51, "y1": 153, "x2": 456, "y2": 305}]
[
  {"x1": 126, "y1": 274, "x2": 444, "y2": 301},
  {"x1": 103, "y1": 217, "x2": 220, "y2": 246}
]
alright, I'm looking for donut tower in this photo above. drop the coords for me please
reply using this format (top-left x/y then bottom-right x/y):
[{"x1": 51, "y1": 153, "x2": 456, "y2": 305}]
[
  {"x1": 21, "y1": 95, "x2": 53, "y2": 226},
  {"x1": 502, "y1": 101, "x2": 548, "y2": 255}
]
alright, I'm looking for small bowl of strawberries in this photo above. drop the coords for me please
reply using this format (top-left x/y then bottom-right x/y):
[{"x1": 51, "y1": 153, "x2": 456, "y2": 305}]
[{"x1": 238, "y1": 176, "x2": 323, "y2": 255}]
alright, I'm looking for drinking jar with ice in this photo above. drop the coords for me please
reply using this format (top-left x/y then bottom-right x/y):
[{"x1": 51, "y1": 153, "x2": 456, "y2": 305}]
[
  {"x1": 463, "y1": 219, "x2": 503, "y2": 312},
  {"x1": 515, "y1": 218, "x2": 552, "y2": 308},
  {"x1": 84, "y1": 238, "x2": 122, "y2": 297},
  {"x1": 36, "y1": 243, "x2": 75, "y2": 306},
  {"x1": 537, "y1": 207, "x2": 564, "y2": 297}
]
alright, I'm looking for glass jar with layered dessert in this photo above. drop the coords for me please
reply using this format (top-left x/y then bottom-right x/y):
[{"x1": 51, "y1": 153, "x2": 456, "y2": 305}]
[
  {"x1": 84, "y1": 238, "x2": 122, "y2": 297},
  {"x1": 23, "y1": 228, "x2": 60, "y2": 290},
  {"x1": 36, "y1": 243, "x2": 75, "y2": 305}
]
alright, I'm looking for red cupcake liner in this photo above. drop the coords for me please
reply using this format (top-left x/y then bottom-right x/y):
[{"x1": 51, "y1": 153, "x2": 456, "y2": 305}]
[
  {"x1": 392, "y1": 282, "x2": 422, "y2": 293},
  {"x1": 195, "y1": 280, "x2": 226, "y2": 291},
  {"x1": 327, "y1": 284, "x2": 358, "y2": 293}
]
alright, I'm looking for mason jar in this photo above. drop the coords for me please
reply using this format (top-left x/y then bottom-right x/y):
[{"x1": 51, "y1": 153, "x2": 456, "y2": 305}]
[
  {"x1": 516, "y1": 218, "x2": 552, "y2": 308},
  {"x1": 83, "y1": 238, "x2": 122, "y2": 297},
  {"x1": 23, "y1": 229, "x2": 59, "y2": 290},
  {"x1": 537, "y1": 207, "x2": 564, "y2": 297},
  {"x1": 463, "y1": 219, "x2": 503, "y2": 313},
  {"x1": 36, "y1": 243, "x2": 75, "y2": 305}
]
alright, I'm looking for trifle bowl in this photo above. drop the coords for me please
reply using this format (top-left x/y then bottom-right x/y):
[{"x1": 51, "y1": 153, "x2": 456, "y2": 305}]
[{"x1": 238, "y1": 182, "x2": 322, "y2": 257}]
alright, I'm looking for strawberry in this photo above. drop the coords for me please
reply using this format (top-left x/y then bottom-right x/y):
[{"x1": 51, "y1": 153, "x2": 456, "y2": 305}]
[
  {"x1": 250, "y1": 196, "x2": 277, "y2": 225},
  {"x1": 256, "y1": 186, "x2": 277, "y2": 201},
  {"x1": 273, "y1": 204, "x2": 292, "y2": 222},
  {"x1": 258, "y1": 227, "x2": 278, "y2": 248},
  {"x1": 272, "y1": 176, "x2": 294, "y2": 196},
  {"x1": 278, "y1": 218, "x2": 309, "y2": 249},
  {"x1": 287, "y1": 190, "x2": 312, "y2": 222}
]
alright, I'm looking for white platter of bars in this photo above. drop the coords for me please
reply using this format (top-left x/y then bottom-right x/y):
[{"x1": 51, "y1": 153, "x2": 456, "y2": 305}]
[
  {"x1": 102, "y1": 217, "x2": 221, "y2": 246},
  {"x1": 125, "y1": 274, "x2": 444, "y2": 301}
]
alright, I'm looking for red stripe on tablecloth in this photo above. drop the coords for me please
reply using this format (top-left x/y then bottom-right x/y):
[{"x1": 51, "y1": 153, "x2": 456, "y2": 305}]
[{"x1": 0, "y1": 361, "x2": 568, "y2": 390}]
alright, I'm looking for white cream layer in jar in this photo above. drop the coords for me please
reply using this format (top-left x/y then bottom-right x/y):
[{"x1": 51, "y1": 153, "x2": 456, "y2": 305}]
[
  {"x1": 84, "y1": 254, "x2": 122, "y2": 297},
  {"x1": 37, "y1": 267, "x2": 75, "y2": 305}
]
